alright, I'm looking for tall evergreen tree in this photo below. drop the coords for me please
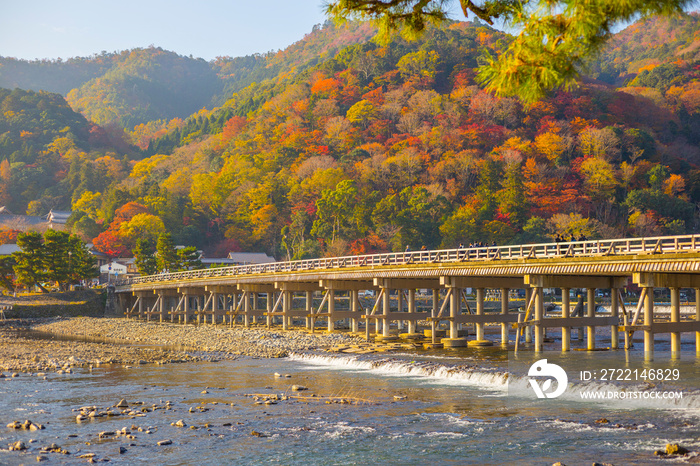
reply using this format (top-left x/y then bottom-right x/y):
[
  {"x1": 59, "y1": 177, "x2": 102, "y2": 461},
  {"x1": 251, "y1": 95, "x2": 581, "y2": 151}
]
[
  {"x1": 134, "y1": 238, "x2": 158, "y2": 276},
  {"x1": 14, "y1": 231, "x2": 47, "y2": 292},
  {"x1": 0, "y1": 256, "x2": 15, "y2": 292},
  {"x1": 67, "y1": 235, "x2": 98, "y2": 284},
  {"x1": 43, "y1": 229, "x2": 73, "y2": 291},
  {"x1": 177, "y1": 246, "x2": 202, "y2": 271},
  {"x1": 156, "y1": 233, "x2": 179, "y2": 272}
]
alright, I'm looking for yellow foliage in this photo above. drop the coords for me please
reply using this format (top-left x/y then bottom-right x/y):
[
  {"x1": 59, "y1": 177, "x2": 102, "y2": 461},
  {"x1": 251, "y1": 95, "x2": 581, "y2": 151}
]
[
  {"x1": 130, "y1": 154, "x2": 170, "y2": 179},
  {"x1": 118, "y1": 213, "x2": 165, "y2": 243},
  {"x1": 47, "y1": 137, "x2": 77, "y2": 157},
  {"x1": 580, "y1": 157, "x2": 618, "y2": 198},
  {"x1": 534, "y1": 131, "x2": 565, "y2": 163},
  {"x1": 162, "y1": 168, "x2": 193, "y2": 197},
  {"x1": 664, "y1": 173, "x2": 685, "y2": 196},
  {"x1": 73, "y1": 191, "x2": 102, "y2": 218}
]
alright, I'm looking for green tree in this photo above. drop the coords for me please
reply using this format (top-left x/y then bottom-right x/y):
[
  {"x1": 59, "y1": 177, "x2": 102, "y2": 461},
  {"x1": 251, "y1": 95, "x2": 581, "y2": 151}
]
[
  {"x1": 43, "y1": 229, "x2": 72, "y2": 291},
  {"x1": 156, "y1": 233, "x2": 179, "y2": 272},
  {"x1": 67, "y1": 235, "x2": 97, "y2": 284},
  {"x1": 14, "y1": 231, "x2": 47, "y2": 292},
  {"x1": 134, "y1": 238, "x2": 158, "y2": 276},
  {"x1": 177, "y1": 246, "x2": 202, "y2": 271},
  {"x1": 0, "y1": 256, "x2": 15, "y2": 292},
  {"x1": 345, "y1": 100, "x2": 376, "y2": 128},
  {"x1": 311, "y1": 180, "x2": 359, "y2": 244},
  {"x1": 498, "y1": 162, "x2": 528, "y2": 228},
  {"x1": 373, "y1": 186, "x2": 448, "y2": 251},
  {"x1": 326, "y1": 0, "x2": 693, "y2": 102}
]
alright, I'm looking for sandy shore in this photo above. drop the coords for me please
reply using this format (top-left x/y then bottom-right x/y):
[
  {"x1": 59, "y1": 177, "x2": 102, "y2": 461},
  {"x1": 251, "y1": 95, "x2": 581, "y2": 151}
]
[{"x1": 0, "y1": 317, "x2": 364, "y2": 374}]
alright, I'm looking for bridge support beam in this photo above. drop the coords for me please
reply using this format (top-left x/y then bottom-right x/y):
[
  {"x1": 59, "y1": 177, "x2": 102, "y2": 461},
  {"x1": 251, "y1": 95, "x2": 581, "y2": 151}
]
[
  {"x1": 306, "y1": 291, "x2": 312, "y2": 330},
  {"x1": 351, "y1": 289, "x2": 359, "y2": 333},
  {"x1": 670, "y1": 287, "x2": 681, "y2": 359},
  {"x1": 524, "y1": 288, "x2": 532, "y2": 343},
  {"x1": 696, "y1": 287, "x2": 700, "y2": 355},
  {"x1": 611, "y1": 288, "x2": 619, "y2": 349},
  {"x1": 561, "y1": 287, "x2": 570, "y2": 352},
  {"x1": 407, "y1": 289, "x2": 415, "y2": 334},
  {"x1": 644, "y1": 286, "x2": 654, "y2": 360},
  {"x1": 587, "y1": 288, "x2": 596, "y2": 351},
  {"x1": 475, "y1": 288, "x2": 485, "y2": 341},
  {"x1": 500, "y1": 288, "x2": 509, "y2": 346}
]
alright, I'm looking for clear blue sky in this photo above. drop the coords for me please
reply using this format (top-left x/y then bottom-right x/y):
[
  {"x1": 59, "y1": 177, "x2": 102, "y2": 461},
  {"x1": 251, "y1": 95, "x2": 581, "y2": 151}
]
[{"x1": 0, "y1": 0, "x2": 331, "y2": 61}]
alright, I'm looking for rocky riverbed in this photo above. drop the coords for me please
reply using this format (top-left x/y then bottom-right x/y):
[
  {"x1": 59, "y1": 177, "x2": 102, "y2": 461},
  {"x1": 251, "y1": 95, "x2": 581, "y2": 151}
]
[{"x1": 0, "y1": 317, "x2": 365, "y2": 374}]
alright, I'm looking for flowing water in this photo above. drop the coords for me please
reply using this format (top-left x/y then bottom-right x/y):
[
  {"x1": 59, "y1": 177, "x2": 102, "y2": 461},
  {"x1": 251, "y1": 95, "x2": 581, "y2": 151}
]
[{"x1": 1, "y1": 329, "x2": 699, "y2": 465}]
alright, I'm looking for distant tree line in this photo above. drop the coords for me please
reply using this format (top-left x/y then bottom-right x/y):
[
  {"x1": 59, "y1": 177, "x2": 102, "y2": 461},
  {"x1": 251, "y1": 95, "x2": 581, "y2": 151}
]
[{"x1": 133, "y1": 232, "x2": 202, "y2": 276}]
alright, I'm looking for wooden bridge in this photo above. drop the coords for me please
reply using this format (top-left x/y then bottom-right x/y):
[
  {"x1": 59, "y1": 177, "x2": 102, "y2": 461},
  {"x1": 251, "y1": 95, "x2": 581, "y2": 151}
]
[{"x1": 114, "y1": 234, "x2": 700, "y2": 358}]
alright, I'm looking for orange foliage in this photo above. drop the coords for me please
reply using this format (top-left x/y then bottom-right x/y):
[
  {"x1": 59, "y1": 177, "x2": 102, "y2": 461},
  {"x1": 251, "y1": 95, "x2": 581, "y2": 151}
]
[
  {"x1": 113, "y1": 202, "x2": 149, "y2": 224},
  {"x1": 0, "y1": 229, "x2": 20, "y2": 245},
  {"x1": 349, "y1": 233, "x2": 387, "y2": 254},
  {"x1": 569, "y1": 117, "x2": 600, "y2": 134},
  {"x1": 362, "y1": 87, "x2": 385, "y2": 105},
  {"x1": 311, "y1": 78, "x2": 342, "y2": 99}
]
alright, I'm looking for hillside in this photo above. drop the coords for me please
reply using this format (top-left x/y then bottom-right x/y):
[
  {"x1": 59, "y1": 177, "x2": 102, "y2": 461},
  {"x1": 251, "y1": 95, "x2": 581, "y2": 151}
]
[
  {"x1": 0, "y1": 87, "x2": 134, "y2": 217},
  {"x1": 0, "y1": 55, "x2": 113, "y2": 95},
  {"x1": 0, "y1": 15, "x2": 700, "y2": 262},
  {"x1": 212, "y1": 21, "x2": 377, "y2": 104},
  {"x1": 588, "y1": 12, "x2": 700, "y2": 85},
  {"x1": 0, "y1": 22, "x2": 378, "y2": 129}
]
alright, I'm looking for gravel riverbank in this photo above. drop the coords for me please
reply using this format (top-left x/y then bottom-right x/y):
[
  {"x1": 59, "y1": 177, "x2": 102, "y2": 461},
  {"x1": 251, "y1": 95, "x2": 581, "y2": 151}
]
[{"x1": 0, "y1": 317, "x2": 365, "y2": 374}]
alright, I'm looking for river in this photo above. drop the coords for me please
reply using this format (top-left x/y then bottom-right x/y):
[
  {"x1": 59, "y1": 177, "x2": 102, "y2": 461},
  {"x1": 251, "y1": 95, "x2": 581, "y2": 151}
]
[{"x1": 0, "y1": 329, "x2": 699, "y2": 465}]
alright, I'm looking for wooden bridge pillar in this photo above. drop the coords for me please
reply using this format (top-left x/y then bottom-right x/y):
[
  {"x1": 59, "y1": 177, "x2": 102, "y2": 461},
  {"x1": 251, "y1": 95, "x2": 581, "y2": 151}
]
[
  {"x1": 396, "y1": 290, "x2": 404, "y2": 331},
  {"x1": 534, "y1": 286, "x2": 544, "y2": 352},
  {"x1": 306, "y1": 291, "x2": 312, "y2": 330},
  {"x1": 266, "y1": 292, "x2": 272, "y2": 327},
  {"x1": 587, "y1": 288, "x2": 596, "y2": 350},
  {"x1": 382, "y1": 287, "x2": 390, "y2": 337},
  {"x1": 282, "y1": 290, "x2": 290, "y2": 330},
  {"x1": 610, "y1": 288, "x2": 619, "y2": 349},
  {"x1": 328, "y1": 289, "x2": 335, "y2": 332},
  {"x1": 182, "y1": 293, "x2": 190, "y2": 324},
  {"x1": 501, "y1": 287, "x2": 509, "y2": 346},
  {"x1": 475, "y1": 288, "x2": 485, "y2": 341},
  {"x1": 243, "y1": 291, "x2": 251, "y2": 327},
  {"x1": 670, "y1": 287, "x2": 681, "y2": 358},
  {"x1": 561, "y1": 287, "x2": 571, "y2": 351},
  {"x1": 644, "y1": 285, "x2": 654, "y2": 359},
  {"x1": 696, "y1": 287, "x2": 700, "y2": 354},
  {"x1": 524, "y1": 288, "x2": 533, "y2": 343},
  {"x1": 432, "y1": 289, "x2": 439, "y2": 340},
  {"x1": 450, "y1": 281, "x2": 460, "y2": 339},
  {"x1": 158, "y1": 292, "x2": 166, "y2": 322},
  {"x1": 138, "y1": 295, "x2": 145, "y2": 319},
  {"x1": 407, "y1": 289, "x2": 416, "y2": 334},
  {"x1": 351, "y1": 289, "x2": 359, "y2": 333}
]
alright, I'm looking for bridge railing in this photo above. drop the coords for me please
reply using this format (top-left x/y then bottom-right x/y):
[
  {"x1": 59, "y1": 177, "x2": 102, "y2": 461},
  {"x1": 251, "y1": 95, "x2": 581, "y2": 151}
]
[{"x1": 118, "y1": 234, "x2": 700, "y2": 286}]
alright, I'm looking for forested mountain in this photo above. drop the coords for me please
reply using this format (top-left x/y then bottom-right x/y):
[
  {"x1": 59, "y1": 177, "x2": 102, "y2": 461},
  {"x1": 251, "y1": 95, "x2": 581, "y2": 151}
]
[
  {"x1": 0, "y1": 22, "x2": 377, "y2": 128},
  {"x1": 0, "y1": 55, "x2": 113, "y2": 95},
  {"x1": 589, "y1": 14, "x2": 700, "y2": 86},
  {"x1": 1, "y1": 15, "x2": 700, "y2": 261},
  {"x1": 66, "y1": 48, "x2": 220, "y2": 129},
  {"x1": 211, "y1": 21, "x2": 377, "y2": 104}
]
